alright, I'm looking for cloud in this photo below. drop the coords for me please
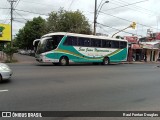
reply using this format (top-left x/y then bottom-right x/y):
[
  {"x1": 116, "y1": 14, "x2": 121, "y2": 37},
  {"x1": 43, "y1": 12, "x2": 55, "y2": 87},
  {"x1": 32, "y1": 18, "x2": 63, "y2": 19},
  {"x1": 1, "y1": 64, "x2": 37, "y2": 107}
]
[{"x1": 0, "y1": 0, "x2": 160, "y2": 37}]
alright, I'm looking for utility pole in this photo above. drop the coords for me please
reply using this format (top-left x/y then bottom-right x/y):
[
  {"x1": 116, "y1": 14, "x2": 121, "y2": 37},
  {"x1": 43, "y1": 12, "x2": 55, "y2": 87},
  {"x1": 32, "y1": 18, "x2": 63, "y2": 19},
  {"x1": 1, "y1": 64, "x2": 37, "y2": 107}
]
[
  {"x1": 8, "y1": 0, "x2": 17, "y2": 46},
  {"x1": 93, "y1": 0, "x2": 109, "y2": 35},
  {"x1": 93, "y1": 0, "x2": 97, "y2": 35}
]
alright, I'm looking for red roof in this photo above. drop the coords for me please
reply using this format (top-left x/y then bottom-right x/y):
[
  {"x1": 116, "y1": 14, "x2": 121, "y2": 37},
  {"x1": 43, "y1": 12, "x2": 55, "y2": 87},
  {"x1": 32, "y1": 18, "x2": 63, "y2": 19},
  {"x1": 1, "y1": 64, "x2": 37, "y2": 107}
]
[
  {"x1": 124, "y1": 36, "x2": 138, "y2": 43},
  {"x1": 131, "y1": 44, "x2": 142, "y2": 49}
]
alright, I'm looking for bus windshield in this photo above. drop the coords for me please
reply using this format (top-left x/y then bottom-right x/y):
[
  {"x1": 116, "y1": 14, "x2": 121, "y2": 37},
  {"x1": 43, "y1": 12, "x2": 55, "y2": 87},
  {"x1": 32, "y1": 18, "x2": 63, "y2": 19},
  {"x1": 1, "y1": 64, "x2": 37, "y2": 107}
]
[
  {"x1": 36, "y1": 35, "x2": 63, "y2": 54},
  {"x1": 36, "y1": 37, "x2": 52, "y2": 54}
]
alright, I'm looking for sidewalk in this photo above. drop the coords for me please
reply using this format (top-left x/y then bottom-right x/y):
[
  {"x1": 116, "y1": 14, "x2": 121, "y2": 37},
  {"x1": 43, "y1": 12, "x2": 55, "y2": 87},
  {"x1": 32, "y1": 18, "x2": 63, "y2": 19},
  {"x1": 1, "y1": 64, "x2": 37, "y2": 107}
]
[
  {"x1": 0, "y1": 52, "x2": 159, "y2": 64},
  {"x1": 121, "y1": 61, "x2": 159, "y2": 64},
  {"x1": 0, "y1": 52, "x2": 36, "y2": 63}
]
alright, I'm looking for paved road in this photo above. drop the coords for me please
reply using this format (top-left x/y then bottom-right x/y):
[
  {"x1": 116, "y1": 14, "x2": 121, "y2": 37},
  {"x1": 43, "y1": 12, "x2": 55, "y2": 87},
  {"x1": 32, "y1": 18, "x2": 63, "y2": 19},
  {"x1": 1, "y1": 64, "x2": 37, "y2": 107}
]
[{"x1": 0, "y1": 62, "x2": 160, "y2": 120}]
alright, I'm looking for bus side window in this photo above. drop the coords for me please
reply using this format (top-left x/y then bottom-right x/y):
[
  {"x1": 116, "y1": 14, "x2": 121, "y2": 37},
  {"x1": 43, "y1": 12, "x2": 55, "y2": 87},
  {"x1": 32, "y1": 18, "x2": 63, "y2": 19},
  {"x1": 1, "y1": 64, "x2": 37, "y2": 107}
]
[
  {"x1": 78, "y1": 37, "x2": 90, "y2": 47},
  {"x1": 64, "y1": 36, "x2": 77, "y2": 46},
  {"x1": 102, "y1": 40, "x2": 106, "y2": 48},
  {"x1": 120, "y1": 42, "x2": 127, "y2": 49},
  {"x1": 91, "y1": 39, "x2": 101, "y2": 47},
  {"x1": 102, "y1": 40, "x2": 111, "y2": 48},
  {"x1": 111, "y1": 41, "x2": 119, "y2": 48}
]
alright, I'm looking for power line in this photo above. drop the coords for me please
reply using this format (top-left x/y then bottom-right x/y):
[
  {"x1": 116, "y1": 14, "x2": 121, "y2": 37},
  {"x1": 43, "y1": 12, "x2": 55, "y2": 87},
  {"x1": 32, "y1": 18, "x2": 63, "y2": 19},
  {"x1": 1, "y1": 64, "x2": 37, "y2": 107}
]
[
  {"x1": 99, "y1": 11, "x2": 160, "y2": 31},
  {"x1": 13, "y1": 19, "x2": 26, "y2": 24},
  {"x1": 105, "y1": 0, "x2": 148, "y2": 11},
  {"x1": 97, "y1": 22, "x2": 143, "y2": 37},
  {"x1": 14, "y1": 0, "x2": 21, "y2": 8},
  {"x1": 0, "y1": 7, "x2": 10, "y2": 9},
  {"x1": 109, "y1": 0, "x2": 156, "y2": 17},
  {"x1": 14, "y1": 10, "x2": 28, "y2": 21},
  {"x1": 14, "y1": 9, "x2": 49, "y2": 16},
  {"x1": 113, "y1": 0, "x2": 158, "y2": 15},
  {"x1": 19, "y1": 0, "x2": 58, "y2": 8},
  {"x1": 84, "y1": 10, "x2": 159, "y2": 32},
  {"x1": 68, "y1": 0, "x2": 75, "y2": 10}
]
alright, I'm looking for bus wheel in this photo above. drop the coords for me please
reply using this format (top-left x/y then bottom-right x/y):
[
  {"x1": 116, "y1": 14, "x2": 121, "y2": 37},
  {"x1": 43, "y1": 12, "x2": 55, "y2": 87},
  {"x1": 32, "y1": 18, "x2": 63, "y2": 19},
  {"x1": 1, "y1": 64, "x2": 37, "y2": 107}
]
[
  {"x1": 0, "y1": 74, "x2": 2, "y2": 82},
  {"x1": 59, "y1": 56, "x2": 69, "y2": 66},
  {"x1": 102, "y1": 57, "x2": 110, "y2": 65}
]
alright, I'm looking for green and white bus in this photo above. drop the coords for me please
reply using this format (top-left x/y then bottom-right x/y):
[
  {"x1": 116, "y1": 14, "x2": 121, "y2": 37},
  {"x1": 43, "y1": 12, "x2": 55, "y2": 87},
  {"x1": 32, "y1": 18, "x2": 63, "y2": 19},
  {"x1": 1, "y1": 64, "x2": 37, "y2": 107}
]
[{"x1": 34, "y1": 32, "x2": 128, "y2": 65}]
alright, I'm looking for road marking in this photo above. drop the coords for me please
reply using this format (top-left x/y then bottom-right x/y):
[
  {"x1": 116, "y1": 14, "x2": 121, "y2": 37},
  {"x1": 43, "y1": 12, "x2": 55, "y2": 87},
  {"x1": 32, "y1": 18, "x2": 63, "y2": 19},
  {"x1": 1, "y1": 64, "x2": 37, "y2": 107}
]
[{"x1": 0, "y1": 90, "x2": 9, "y2": 92}]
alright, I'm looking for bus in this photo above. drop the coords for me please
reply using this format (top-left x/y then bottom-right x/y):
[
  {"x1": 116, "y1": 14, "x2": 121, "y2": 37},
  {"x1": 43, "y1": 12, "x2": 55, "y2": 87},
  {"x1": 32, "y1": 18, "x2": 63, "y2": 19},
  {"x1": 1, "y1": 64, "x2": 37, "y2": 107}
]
[{"x1": 34, "y1": 32, "x2": 128, "y2": 65}]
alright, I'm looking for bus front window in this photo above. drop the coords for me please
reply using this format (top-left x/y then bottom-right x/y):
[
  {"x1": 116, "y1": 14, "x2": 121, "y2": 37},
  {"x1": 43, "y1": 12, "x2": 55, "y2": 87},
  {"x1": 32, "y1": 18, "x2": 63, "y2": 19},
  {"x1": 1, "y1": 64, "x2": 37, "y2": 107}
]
[
  {"x1": 36, "y1": 38, "x2": 47, "y2": 54},
  {"x1": 36, "y1": 35, "x2": 63, "y2": 54}
]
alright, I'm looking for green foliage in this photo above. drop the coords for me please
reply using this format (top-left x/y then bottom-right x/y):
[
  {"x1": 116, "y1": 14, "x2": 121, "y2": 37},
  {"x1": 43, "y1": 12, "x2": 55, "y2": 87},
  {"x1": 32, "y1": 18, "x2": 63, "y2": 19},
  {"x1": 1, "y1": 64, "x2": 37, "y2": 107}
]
[
  {"x1": 14, "y1": 9, "x2": 92, "y2": 49},
  {"x1": 3, "y1": 43, "x2": 18, "y2": 62},
  {"x1": 46, "y1": 9, "x2": 92, "y2": 34},
  {"x1": 15, "y1": 16, "x2": 46, "y2": 49}
]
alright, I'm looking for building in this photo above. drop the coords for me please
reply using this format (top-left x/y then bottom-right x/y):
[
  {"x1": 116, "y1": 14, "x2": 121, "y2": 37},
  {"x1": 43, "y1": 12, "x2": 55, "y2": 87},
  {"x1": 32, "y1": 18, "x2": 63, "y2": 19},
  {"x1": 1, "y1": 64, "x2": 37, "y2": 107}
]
[
  {"x1": 140, "y1": 41, "x2": 159, "y2": 62},
  {"x1": 139, "y1": 32, "x2": 160, "y2": 62},
  {"x1": 125, "y1": 35, "x2": 160, "y2": 62},
  {"x1": 124, "y1": 36, "x2": 143, "y2": 62}
]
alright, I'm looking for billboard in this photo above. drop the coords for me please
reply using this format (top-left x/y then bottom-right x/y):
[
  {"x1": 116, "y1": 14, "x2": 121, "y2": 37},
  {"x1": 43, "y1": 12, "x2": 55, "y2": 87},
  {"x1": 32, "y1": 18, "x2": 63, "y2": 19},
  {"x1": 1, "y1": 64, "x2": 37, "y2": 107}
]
[{"x1": 0, "y1": 23, "x2": 11, "y2": 41}]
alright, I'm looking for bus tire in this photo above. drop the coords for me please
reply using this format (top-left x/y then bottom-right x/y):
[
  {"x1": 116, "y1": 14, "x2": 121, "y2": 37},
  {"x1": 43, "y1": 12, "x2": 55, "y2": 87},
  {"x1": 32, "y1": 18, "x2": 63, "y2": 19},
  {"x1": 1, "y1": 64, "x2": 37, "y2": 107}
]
[
  {"x1": 0, "y1": 74, "x2": 2, "y2": 82},
  {"x1": 102, "y1": 57, "x2": 110, "y2": 65},
  {"x1": 59, "y1": 56, "x2": 69, "y2": 66}
]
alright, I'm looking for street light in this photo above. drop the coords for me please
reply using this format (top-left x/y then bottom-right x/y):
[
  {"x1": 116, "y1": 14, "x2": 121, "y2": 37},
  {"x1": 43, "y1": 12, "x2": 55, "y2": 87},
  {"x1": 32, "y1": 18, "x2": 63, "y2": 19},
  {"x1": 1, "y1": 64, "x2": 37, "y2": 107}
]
[
  {"x1": 93, "y1": 0, "x2": 109, "y2": 35},
  {"x1": 97, "y1": 1, "x2": 109, "y2": 19}
]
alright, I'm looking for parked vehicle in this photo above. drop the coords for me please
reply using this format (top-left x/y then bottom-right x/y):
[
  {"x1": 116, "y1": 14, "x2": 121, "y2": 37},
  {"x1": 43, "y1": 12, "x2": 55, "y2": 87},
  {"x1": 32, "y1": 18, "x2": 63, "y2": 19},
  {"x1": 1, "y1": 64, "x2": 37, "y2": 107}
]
[
  {"x1": 18, "y1": 49, "x2": 26, "y2": 55},
  {"x1": 0, "y1": 63, "x2": 12, "y2": 82},
  {"x1": 18, "y1": 49, "x2": 35, "y2": 56}
]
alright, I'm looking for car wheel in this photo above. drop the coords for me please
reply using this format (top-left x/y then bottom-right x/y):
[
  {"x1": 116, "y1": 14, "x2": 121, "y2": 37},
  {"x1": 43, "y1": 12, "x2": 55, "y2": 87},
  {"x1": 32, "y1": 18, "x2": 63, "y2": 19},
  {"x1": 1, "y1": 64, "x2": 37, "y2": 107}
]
[{"x1": 59, "y1": 56, "x2": 69, "y2": 66}]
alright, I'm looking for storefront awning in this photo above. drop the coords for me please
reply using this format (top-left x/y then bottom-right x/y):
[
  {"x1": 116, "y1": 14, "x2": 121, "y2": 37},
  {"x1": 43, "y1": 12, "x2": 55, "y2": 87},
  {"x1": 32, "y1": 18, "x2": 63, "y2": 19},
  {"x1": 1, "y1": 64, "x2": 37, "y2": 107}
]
[{"x1": 141, "y1": 42, "x2": 159, "y2": 49}]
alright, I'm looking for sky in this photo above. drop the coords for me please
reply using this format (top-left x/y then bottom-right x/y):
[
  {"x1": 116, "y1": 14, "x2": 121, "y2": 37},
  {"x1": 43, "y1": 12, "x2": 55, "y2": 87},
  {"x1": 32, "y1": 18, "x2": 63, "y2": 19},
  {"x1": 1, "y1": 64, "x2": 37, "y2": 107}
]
[{"x1": 0, "y1": 0, "x2": 160, "y2": 38}]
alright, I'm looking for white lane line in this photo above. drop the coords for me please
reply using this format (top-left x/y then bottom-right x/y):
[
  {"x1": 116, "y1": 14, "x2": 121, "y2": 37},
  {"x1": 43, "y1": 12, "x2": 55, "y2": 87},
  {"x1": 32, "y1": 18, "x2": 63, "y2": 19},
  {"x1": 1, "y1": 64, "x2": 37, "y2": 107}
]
[{"x1": 0, "y1": 90, "x2": 9, "y2": 92}]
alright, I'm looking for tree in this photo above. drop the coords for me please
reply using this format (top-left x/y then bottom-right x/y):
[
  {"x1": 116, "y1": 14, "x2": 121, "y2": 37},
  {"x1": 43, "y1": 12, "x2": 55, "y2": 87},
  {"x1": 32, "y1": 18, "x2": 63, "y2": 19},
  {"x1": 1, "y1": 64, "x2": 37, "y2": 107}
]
[
  {"x1": 46, "y1": 9, "x2": 92, "y2": 34},
  {"x1": 14, "y1": 9, "x2": 92, "y2": 49},
  {"x1": 15, "y1": 16, "x2": 46, "y2": 49}
]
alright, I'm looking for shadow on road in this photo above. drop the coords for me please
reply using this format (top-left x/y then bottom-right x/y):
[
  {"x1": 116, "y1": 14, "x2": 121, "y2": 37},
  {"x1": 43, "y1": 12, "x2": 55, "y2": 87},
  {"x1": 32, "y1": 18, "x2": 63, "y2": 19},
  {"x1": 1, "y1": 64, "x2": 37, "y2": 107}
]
[
  {"x1": 35, "y1": 63, "x2": 122, "y2": 67},
  {"x1": 0, "y1": 79, "x2": 12, "y2": 84}
]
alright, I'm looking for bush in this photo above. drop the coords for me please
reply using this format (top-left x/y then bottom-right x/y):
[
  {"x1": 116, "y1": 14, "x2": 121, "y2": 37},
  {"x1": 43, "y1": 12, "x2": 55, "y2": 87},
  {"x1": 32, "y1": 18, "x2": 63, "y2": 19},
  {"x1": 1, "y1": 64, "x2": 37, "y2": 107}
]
[{"x1": 3, "y1": 43, "x2": 18, "y2": 62}]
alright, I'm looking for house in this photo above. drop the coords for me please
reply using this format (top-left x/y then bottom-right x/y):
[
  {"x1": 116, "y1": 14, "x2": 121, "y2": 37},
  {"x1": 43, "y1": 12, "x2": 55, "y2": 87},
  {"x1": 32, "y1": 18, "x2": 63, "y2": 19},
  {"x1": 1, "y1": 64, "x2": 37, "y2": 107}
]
[{"x1": 124, "y1": 36, "x2": 143, "y2": 62}]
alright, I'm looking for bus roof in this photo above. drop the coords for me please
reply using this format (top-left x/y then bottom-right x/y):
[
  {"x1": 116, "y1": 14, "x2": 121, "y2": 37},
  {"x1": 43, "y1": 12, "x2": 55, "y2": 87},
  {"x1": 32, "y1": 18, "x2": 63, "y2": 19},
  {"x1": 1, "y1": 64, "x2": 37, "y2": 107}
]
[{"x1": 42, "y1": 32, "x2": 127, "y2": 42}]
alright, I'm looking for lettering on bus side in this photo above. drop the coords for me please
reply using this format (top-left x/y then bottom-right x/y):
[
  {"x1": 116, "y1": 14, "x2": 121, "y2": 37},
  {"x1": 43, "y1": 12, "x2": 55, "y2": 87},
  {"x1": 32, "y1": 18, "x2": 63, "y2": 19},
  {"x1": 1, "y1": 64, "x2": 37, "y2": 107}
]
[
  {"x1": 94, "y1": 48, "x2": 110, "y2": 52},
  {"x1": 78, "y1": 47, "x2": 85, "y2": 51},
  {"x1": 86, "y1": 48, "x2": 94, "y2": 52},
  {"x1": 78, "y1": 47, "x2": 111, "y2": 53}
]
